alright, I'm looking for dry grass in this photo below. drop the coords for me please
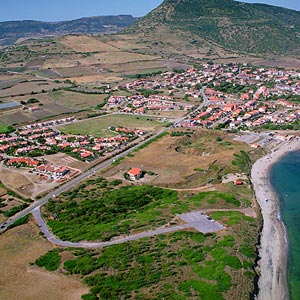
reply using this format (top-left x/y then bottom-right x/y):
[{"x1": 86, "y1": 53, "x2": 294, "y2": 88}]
[
  {"x1": 0, "y1": 168, "x2": 34, "y2": 198},
  {"x1": 66, "y1": 74, "x2": 123, "y2": 84},
  {"x1": 107, "y1": 60, "x2": 165, "y2": 73},
  {"x1": 0, "y1": 167, "x2": 59, "y2": 200},
  {"x1": 59, "y1": 35, "x2": 118, "y2": 52},
  {"x1": 80, "y1": 51, "x2": 158, "y2": 65},
  {"x1": 0, "y1": 221, "x2": 89, "y2": 300},
  {"x1": 104, "y1": 129, "x2": 250, "y2": 187},
  {"x1": 0, "y1": 80, "x2": 64, "y2": 98}
]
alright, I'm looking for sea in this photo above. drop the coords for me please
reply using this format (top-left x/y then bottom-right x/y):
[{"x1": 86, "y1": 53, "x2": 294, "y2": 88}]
[{"x1": 270, "y1": 151, "x2": 300, "y2": 300}]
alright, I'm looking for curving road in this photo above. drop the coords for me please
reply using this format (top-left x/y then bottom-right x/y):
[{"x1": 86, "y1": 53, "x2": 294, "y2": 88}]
[
  {"x1": 32, "y1": 208, "x2": 224, "y2": 249},
  {"x1": 0, "y1": 99, "x2": 206, "y2": 233},
  {"x1": 0, "y1": 129, "x2": 166, "y2": 232}
]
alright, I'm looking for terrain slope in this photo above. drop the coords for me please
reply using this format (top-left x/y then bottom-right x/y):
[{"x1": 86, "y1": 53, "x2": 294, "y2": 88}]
[{"x1": 128, "y1": 0, "x2": 300, "y2": 55}]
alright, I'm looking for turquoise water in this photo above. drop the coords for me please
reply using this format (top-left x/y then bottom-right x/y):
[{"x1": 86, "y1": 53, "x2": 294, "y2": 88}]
[{"x1": 270, "y1": 151, "x2": 300, "y2": 300}]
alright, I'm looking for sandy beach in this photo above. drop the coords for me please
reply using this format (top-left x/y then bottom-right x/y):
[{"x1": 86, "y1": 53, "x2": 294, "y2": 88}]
[{"x1": 251, "y1": 137, "x2": 300, "y2": 300}]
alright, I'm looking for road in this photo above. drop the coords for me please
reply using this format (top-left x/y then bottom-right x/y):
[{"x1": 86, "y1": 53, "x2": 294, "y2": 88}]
[
  {"x1": 32, "y1": 208, "x2": 224, "y2": 249},
  {"x1": 0, "y1": 98, "x2": 206, "y2": 232},
  {"x1": 0, "y1": 129, "x2": 165, "y2": 232}
]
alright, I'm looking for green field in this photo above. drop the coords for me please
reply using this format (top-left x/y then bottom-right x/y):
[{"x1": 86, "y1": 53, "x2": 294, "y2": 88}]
[
  {"x1": 46, "y1": 177, "x2": 248, "y2": 243},
  {"x1": 0, "y1": 122, "x2": 14, "y2": 134},
  {"x1": 48, "y1": 90, "x2": 107, "y2": 109},
  {"x1": 59, "y1": 114, "x2": 162, "y2": 137}
]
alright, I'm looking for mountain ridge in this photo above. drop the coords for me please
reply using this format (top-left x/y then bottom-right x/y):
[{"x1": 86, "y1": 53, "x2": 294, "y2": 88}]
[
  {"x1": 128, "y1": 0, "x2": 300, "y2": 55},
  {"x1": 0, "y1": 15, "x2": 138, "y2": 46}
]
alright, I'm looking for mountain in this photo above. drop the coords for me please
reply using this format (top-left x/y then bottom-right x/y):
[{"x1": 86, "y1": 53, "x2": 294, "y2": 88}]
[
  {"x1": 129, "y1": 0, "x2": 300, "y2": 55},
  {"x1": 0, "y1": 15, "x2": 138, "y2": 46}
]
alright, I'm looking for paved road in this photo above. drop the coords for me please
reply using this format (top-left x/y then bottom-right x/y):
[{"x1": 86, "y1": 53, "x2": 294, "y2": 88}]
[
  {"x1": 0, "y1": 129, "x2": 166, "y2": 232},
  {"x1": 32, "y1": 208, "x2": 224, "y2": 249},
  {"x1": 0, "y1": 99, "x2": 205, "y2": 233},
  {"x1": 180, "y1": 211, "x2": 225, "y2": 234}
]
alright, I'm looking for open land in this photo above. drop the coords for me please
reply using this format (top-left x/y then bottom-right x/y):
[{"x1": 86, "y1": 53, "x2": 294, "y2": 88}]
[
  {"x1": 104, "y1": 129, "x2": 253, "y2": 187},
  {"x1": 1, "y1": 28, "x2": 300, "y2": 300},
  {"x1": 0, "y1": 221, "x2": 89, "y2": 300},
  {"x1": 59, "y1": 114, "x2": 164, "y2": 137}
]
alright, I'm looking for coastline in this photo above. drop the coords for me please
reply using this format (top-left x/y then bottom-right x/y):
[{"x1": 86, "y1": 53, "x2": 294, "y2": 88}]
[{"x1": 251, "y1": 137, "x2": 300, "y2": 300}]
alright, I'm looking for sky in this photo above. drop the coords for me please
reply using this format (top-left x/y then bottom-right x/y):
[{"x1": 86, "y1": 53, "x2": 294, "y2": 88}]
[{"x1": 0, "y1": 0, "x2": 299, "y2": 23}]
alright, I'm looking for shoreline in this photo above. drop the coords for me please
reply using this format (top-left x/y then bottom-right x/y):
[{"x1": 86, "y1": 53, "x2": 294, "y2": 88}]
[{"x1": 251, "y1": 137, "x2": 300, "y2": 300}]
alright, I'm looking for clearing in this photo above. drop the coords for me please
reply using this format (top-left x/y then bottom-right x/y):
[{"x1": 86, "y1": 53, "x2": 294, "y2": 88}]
[
  {"x1": 59, "y1": 114, "x2": 163, "y2": 137},
  {"x1": 0, "y1": 221, "x2": 88, "y2": 300},
  {"x1": 104, "y1": 129, "x2": 253, "y2": 187}
]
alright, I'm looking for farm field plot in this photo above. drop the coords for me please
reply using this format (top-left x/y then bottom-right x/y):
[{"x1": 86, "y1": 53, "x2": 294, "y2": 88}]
[
  {"x1": 105, "y1": 38, "x2": 150, "y2": 51},
  {"x1": 107, "y1": 129, "x2": 252, "y2": 187},
  {"x1": 0, "y1": 222, "x2": 89, "y2": 300},
  {"x1": 48, "y1": 90, "x2": 107, "y2": 109},
  {"x1": 107, "y1": 60, "x2": 166, "y2": 73},
  {"x1": 58, "y1": 35, "x2": 119, "y2": 52},
  {"x1": 80, "y1": 51, "x2": 158, "y2": 65},
  {"x1": 55, "y1": 66, "x2": 101, "y2": 78},
  {"x1": 42, "y1": 58, "x2": 83, "y2": 69},
  {"x1": 0, "y1": 110, "x2": 33, "y2": 125},
  {"x1": 0, "y1": 102, "x2": 77, "y2": 125},
  {"x1": 0, "y1": 80, "x2": 65, "y2": 98},
  {"x1": 66, "y1": 74, "x2": 123, "y2": 84},
  {"x1": 59, "y1": 114, "x2": 163, "y2": 137}
]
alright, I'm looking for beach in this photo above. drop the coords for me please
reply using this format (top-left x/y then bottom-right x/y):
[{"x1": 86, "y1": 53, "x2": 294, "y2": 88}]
[{"x1": 251, "y1": 137, "x2": 300, "y2": 300}]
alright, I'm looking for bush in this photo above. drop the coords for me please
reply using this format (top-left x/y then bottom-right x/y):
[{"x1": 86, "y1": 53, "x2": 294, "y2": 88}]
[{"x1": 35, "y1": 249, "x2": 61, "y2": 271}]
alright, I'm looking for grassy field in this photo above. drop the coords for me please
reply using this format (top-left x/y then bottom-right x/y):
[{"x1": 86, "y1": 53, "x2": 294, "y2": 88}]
[
  {"x1": 0, "y1": 122, "x2": 11, "y2": 133},
  {"x1": 106, "y1": 129, "x2": 253, "y2": 188},
  {"x1": 0, "y1": 221, "x2": 89, "y2": 300},
  {"x1": 44, "y1": 175, "x2": 253, "y2": 243},
  {"x1": 59, "y1": 114, "x2": 163, "y2": 137},
  {"x1": 0, "y1": 80, "x2": 65, "y2": 98},
  {"x1": 39, "y1": 168, "x2": 259, "y2": 300},
  {"x1": 48, "y1": 90, "x2": 107, "y2": 109},
  {"x1": 58, "y1": 36, "x2": 118, "y2": 52}
]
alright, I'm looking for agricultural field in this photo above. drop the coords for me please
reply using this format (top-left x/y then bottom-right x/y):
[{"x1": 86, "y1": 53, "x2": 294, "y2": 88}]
[
  {"x1": 0, "y1": 79, "x2": 65, "y2": 98},
  {"x1": 105, "y1": 129, "x2": 256, "y2": 188},
  {"x1": 59, "y1": 114, "x2": 163, "y2": 137},
  {"x1": 48, "y1": 90, "x2": 107, "y2": 110},
  {"x1": 65, "y1": 74, "x2": 123, "y2": 84},
  {"x1": 0, "y1": 89, "x2": 108, "y2": 125},
  {"x1": 58, "y1": 36, "x2": 118, "y2": 53}
]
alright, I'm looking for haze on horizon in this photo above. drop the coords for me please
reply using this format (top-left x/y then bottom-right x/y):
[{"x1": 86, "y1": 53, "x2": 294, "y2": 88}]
[{"x1": 0, "y1": 0, "x2": 299, "y2": 23}]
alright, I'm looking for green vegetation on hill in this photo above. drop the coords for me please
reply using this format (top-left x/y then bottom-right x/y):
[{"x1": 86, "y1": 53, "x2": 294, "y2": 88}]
[
  {"x1": 35, "y1": 249, "x2": 61, "y2": 271},
  {"x1": 45, "y1": 177, "x2": 248, "y2": 242},
  {"x1": 132, "y1": 0, "x2": 300, "y2": 55},
  {"x1": 37, "y1": 225, "x2": 258, "y2": 300},
  {"x1": 0, "y1": 16, "x2": 138, "y2": 46}
]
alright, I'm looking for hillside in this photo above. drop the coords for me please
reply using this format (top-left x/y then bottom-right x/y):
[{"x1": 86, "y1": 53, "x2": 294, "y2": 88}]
[
  {"x1": 0, "y1": 15, "x2": 138, "y2": 46},
  {"x1": 129, "y1": 0, "x2": 300, "y2": 55}
]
